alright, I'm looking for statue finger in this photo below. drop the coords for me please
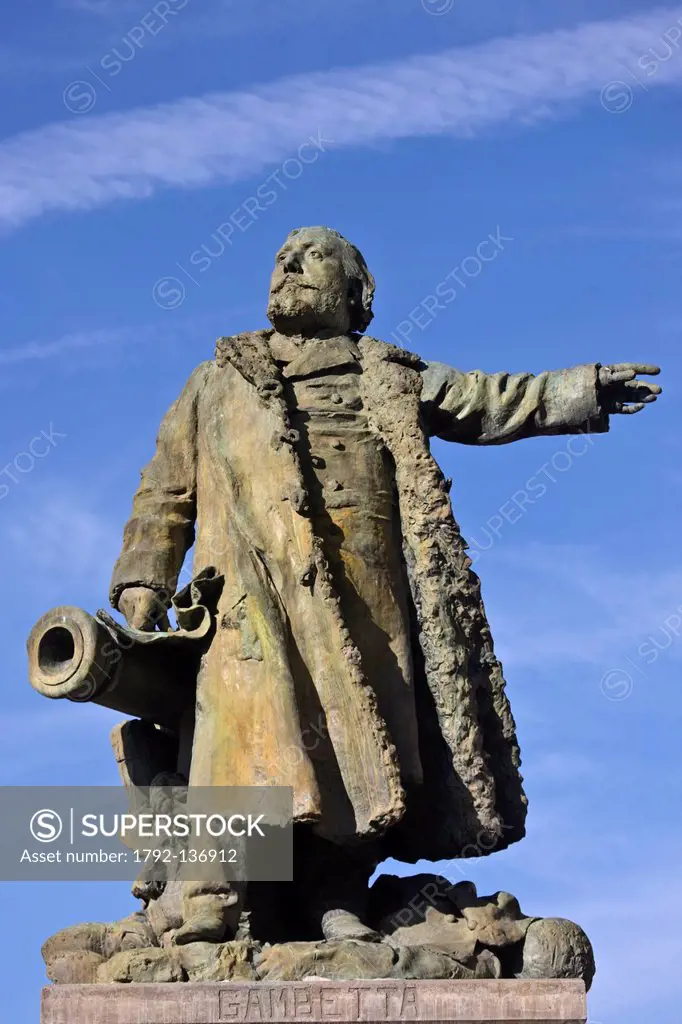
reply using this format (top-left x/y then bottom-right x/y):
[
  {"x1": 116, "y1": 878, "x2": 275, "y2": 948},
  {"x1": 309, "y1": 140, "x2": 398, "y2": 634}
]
[
  {"x1": 607, "y1": 363, "x2": 661, "y2": 383},
  {"x1": 621, "y1": 363, "x2": 661, "y2": 376},
  {"x1": 617, "y1": 402, "x2": 645, "y2": 415},
  {"x1": 135, "y1": 618, "x2": 157, "y2": 632},
  {"x1": 606, "y1": 367, "x2": 636, "y2": 383},
  {"x1": 622, "y1": 381, "x2": 662, "y2": 400},
  {"x1": 130, "y1": 605, "x2": 157, "y2": 630}
]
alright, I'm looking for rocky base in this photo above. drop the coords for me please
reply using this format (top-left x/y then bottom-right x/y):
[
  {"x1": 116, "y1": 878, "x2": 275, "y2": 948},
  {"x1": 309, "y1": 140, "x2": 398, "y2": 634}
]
[
  {"x1": 42, "y1": 876, "x2": 595, "y2": 989},
  {"x1": 41, "y1": 979, "x2": 588, "y2": 1024}
]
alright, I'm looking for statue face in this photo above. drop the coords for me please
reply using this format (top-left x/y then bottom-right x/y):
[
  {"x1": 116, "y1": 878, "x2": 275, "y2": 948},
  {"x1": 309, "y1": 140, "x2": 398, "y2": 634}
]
[{"x1": 267, "y1": 230, "x2": 351, "y2": 335}]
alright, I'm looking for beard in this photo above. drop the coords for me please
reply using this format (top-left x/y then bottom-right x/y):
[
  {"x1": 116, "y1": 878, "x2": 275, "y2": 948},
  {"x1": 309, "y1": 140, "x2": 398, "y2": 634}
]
[{"x1": 267, "y1": 279, "x2": 349, "y2": 335}]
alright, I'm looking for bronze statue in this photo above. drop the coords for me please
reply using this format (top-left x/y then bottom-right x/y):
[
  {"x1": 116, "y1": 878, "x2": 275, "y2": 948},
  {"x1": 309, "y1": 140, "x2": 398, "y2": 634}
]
[{"x1": 30, "y1": 226, "x2": 660, "y2": 985}]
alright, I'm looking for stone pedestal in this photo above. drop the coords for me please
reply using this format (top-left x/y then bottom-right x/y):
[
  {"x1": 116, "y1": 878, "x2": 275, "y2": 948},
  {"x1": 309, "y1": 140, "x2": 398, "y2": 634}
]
[{"x1": 42, "y1": 979, "x2": 587, "y2": 1024}]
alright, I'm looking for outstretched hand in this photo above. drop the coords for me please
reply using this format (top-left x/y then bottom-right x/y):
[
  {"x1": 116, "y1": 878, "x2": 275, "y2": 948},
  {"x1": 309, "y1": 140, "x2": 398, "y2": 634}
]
[{"x1": 598, "y1": 363, "x2": 662, "y2": 415}]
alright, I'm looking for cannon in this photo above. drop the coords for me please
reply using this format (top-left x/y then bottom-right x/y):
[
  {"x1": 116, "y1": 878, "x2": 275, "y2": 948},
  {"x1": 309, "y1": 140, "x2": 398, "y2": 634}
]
[
  {"x1": 27, "y1": 569, "x2": 223, "y2": 784},
  {"x1": 27, "y1": 604, "x2": 198, "y2": 731}
]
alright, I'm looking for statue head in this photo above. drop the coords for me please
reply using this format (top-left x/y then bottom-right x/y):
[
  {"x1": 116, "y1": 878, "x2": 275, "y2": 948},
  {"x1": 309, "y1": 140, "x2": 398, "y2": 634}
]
[{"x1": 267, "y1": 226, "x2": 375, "y2": 336}]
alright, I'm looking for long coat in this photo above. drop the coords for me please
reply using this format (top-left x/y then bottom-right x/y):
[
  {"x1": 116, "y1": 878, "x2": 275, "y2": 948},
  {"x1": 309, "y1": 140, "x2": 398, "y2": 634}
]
[{"x1": 111, "y1": 331, "x2": 606, "y2": 862}]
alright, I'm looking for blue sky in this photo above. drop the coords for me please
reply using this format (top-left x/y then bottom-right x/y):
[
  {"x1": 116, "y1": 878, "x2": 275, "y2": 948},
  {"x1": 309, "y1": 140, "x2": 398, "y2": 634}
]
[{"x1": 1, "y1": 0, "x2": 681, "y2": 1019}]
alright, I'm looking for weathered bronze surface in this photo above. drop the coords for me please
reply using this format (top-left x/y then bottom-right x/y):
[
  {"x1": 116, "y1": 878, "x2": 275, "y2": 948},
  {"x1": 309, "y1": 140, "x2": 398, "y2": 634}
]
[{"x1": 30, "y1": 226, "x2": 661, "y2": 987}]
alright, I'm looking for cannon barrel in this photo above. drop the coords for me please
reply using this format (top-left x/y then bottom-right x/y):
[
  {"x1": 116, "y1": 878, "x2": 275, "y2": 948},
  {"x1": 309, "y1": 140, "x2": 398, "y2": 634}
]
[{"x1": 27, "y1": 606, "x2": 194, "y2": 731}]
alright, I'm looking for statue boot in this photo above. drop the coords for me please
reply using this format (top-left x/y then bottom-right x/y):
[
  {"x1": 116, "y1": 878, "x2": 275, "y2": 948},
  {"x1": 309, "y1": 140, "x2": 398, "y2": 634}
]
[{"x1": 321, "y1": 908, "x2": 380, "y2": 942}]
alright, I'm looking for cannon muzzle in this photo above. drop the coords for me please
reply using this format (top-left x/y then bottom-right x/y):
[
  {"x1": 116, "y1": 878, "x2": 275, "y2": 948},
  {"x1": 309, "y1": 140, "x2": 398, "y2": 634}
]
[{"x1": 27, "y1": 605, "x2": 195, "y2": 731}]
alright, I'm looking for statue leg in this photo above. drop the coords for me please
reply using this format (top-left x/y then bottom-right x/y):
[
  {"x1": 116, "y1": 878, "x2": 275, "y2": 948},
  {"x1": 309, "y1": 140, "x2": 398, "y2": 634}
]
[{"x1": 296, "y1": 828, "x2": 381, "y2": 941}]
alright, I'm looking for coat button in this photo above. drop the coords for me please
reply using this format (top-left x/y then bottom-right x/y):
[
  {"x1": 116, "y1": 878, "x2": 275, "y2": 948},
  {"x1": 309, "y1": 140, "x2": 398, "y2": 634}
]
[
  {"x1": 331, "y1": 441, "x2": 345, "y2": 451},
  {"x1": 281, "y1": 486, "x2": 309, "y2": 515},
  {"x1": 257, "y1": 379, "x2": 284, "y2": 399},
  {"x1": 300, "y1": 565, "x2": 317, "y2": 588},
  {"x1": 311, "y1": 455, "x2": 326, "y2": 469},
  {"x1": 327, "y1": 479, "x2": 343, "y2": 491}
]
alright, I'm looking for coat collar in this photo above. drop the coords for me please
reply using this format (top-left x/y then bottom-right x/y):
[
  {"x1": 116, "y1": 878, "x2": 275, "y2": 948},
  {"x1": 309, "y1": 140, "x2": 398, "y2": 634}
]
[
  {"x1": 214, "y1": 331, "x2": 423, "y2": 389},
  {"x1": 277, "y1": 335, "x2": 361, "y2": 380}
]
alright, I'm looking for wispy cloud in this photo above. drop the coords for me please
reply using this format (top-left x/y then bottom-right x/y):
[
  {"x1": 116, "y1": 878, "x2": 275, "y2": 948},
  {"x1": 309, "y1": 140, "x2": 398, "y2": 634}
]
[
  {"x1": 0, "y1": 307, "x2": 247, "y2": 368},
  {"x1": 0, "y1": 45, "x2": 87, "y2": 79},
  {"x1": 5, "y1": 487, "x2": 120, "y2": 598},
  {"x1": 488, "y1": 542, "x2": 682, "y2": 670},
  {"x1": 2, "y1": 8, "x2": 682, "y2": 229},
  {"x1": 59, "y1": 0, "x2": 138, "y2": 13},
  {"x1": 0, "y1": 326, "x2": 144, "y2": 367}
]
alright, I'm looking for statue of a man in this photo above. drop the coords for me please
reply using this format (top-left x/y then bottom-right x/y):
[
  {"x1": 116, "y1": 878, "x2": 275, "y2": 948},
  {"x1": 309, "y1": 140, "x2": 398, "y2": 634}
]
[{"x1": 111, "y1": 226, "x2": 660, "y2": 944}]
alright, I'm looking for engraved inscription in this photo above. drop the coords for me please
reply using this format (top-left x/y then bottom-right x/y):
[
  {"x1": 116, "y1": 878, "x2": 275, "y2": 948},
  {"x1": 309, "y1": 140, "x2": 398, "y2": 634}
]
[{"x1": 218, "y1": 983, "x2": 421, "y2": 1021}]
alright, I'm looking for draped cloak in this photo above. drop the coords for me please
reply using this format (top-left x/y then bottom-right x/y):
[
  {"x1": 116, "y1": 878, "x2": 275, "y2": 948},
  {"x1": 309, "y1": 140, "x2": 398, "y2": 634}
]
[{"x1": 110, "y1": 331, "x2": 607, "y2": 862}]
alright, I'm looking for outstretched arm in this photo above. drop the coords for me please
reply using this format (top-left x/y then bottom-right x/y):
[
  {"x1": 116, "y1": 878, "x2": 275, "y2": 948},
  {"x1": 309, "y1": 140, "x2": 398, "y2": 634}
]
[
  {"x1": 420, "y1": 361, "x2": 660, "y2": 445},
  {"x1": 109, "y1": 362, "x2": 210, "y2": 624}
]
